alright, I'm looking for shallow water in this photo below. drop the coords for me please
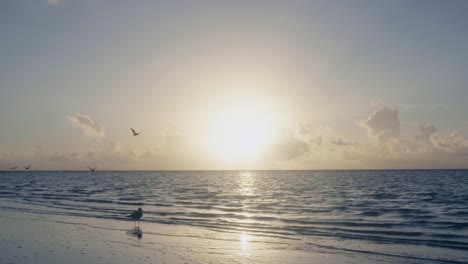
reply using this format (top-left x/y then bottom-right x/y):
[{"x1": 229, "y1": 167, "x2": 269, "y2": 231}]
[{"x1": 1, "y1": 170, "x2": 468, "y2": 263}]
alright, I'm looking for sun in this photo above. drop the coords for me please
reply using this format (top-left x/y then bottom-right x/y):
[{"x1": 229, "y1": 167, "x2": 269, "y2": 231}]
[{"x1": 206, "y1": 102, "x2": 278, "y2": 162}]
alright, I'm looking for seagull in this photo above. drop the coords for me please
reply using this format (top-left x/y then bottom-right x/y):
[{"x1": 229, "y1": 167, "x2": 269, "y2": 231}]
[
  {"x1": 24, "y1": 165, "x2": 31, "y2": 170},
  {"x1": 127, "y1": 208, "x2": 143, "y2": 228},
  {"x1": 9, "y1": 166, "x2": 18, "y2": 170},
  {"x1": 130, "y1": 128, "x2": 141, "y2": 136},
  {"x1": 88, "y1": 167, "x2": 97, "y2": 172}
]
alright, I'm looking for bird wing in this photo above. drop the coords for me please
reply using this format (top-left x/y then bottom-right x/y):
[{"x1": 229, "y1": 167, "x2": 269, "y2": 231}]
[
  {"x1": 130, "y1": 128, "x2": 136, "y2": 134},
  {"x1": 127, "y1": 211, "x2": 137, "y2": 218}
]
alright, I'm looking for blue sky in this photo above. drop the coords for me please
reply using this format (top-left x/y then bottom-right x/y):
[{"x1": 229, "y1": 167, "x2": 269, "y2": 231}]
[{"x1": 1, "y1": 0, "x2": 468, "y2": 169}]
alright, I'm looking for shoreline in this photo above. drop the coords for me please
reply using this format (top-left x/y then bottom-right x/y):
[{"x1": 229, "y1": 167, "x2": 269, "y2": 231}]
[
  {"x1": 0, "y1": 200, "x2": 412, "y2": 264},
  {"x1": 1, "y1": 198, "x2": 468, "y2": 264}
]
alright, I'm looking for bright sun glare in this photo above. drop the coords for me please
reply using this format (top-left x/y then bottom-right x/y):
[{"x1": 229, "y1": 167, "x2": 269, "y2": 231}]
[{"x1": 207, "y1": 102, "x2": 278, "y2": 162}]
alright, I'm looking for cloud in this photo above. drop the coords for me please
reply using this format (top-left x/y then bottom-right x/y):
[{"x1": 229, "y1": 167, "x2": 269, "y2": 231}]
[
  {"x1": 311, "y1": 136, "x2": 322, "y2": 146},
  {"x1": 297, "y1": 123, "x2": 332, "y2": 145},
  {"x1": 430, "y1": 131, "x2": 465, "y2": 149},
  {"x1": 7, "y1": 105, "x2": 468, "y2": 170},
  {"x1": 270, "y1": 113, "x2": 468, "y2": 169},
  {"x1": 67, "y1": 113, "x2": 105, "y2": 138},
  {"x1": 330, "y1": 138, "x2": 356, "y2": 146},
  {"x1": 347, "y1": 107, "x2": 468, "y2": 168},
  {"x1": 265, "y1": 135, "x2": 309, "y2": 161},
  {"x1": 361, "y1": 107, "x2": 400, "y2": 142},
  {"x1": 0, "y1": 141, "x2": 141, "y2": 170},
  {"x1": 265, "y1": 123, "x2": 337, "y2": 161},
  {"x1": 415, "y1": 124, "x2": 437, "y2": 142}
]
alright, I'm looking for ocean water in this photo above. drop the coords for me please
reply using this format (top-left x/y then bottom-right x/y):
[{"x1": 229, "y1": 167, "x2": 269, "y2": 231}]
[{"x1": 1, "y1": 170, "x2": 468, "y2": 263}]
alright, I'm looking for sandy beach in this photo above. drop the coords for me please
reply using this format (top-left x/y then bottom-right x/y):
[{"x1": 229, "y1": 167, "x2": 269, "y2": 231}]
[{"x1": 0, "y1": 199, "x2": 402, "y2": 264}]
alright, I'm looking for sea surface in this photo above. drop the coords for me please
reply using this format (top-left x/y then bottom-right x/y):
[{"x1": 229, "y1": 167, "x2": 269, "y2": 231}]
[{"x1": 1, "y1": 170, "x2": 468, "y2": 263}]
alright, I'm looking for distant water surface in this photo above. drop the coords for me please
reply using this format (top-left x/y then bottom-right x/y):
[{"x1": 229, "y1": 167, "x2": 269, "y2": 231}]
[{"x1": 1, "y1": 170, "x2": 468, "y2": 263}]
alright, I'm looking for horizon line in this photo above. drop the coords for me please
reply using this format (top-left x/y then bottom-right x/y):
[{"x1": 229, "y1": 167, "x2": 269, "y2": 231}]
[{"x1": 2, "y1": 168, "x2": 468, "y2": 172}]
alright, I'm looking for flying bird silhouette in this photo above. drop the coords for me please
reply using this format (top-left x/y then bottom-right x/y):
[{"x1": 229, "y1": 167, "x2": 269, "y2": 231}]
[
  {"x1": 88, "y1": 167, "x2": 97, "y2": 172},
  {"x1": 24, "y1": 165, "x2": 31, "y2": 170},
  {"x1": 130, "y1": 128, "x2": 141, "y2": 136},
  {"x1": 127, "y1": 208, "x2": 143, "y2": 228},
  {"x1": 9, "y1": 166, "x2": 18, "y2": 170}
]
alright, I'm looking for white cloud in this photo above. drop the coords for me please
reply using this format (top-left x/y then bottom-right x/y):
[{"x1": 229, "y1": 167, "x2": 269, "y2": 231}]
[
  {"x1": 67, "y1": 113, "x2": 105, "y2": 138},
  {"x1": 430, "y1": 131, "x2": 465, "y2": 149},
  {"x1": 361, "y1": 107, "x2": 400, "y2": 142}
]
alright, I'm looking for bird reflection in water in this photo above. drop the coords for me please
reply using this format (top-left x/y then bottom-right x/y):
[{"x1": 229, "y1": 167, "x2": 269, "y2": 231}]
[{"x1": 127, "y1": 228, "x2": 143, "y2": 240}]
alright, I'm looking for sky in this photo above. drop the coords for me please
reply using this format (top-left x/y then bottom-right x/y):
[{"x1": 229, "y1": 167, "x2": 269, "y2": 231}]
[{"x1": 1, "y1": 0, "x2": 468, "y2": 170}]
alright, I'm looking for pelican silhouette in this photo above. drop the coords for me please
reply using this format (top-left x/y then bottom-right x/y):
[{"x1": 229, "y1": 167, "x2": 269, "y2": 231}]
[
  {"x1": 9, "y1": 166, "x2": 18, "y2": 170},
  {"x1": 127, "y1": 208, "x2": 143, "y2": 228},
  {"x1": 88, "y1": 167, "x2": 97, "y2": 172},
  {"x1": 130, "y1": 128, "x2": 141, "y2": 136},
  {"x1": 24, "y1": 165, "x2": 31, "y2": 170}
]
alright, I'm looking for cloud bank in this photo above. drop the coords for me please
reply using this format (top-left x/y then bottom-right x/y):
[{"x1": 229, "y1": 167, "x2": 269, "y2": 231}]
[{"x1": 5, "y1": 106, "x2": 468, "y2": 170}]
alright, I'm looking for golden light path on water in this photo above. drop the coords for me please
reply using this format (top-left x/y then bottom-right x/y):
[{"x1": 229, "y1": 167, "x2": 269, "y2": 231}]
[
  {"x1": 238, "y1": 172, "x2": 255, "y2": 255},
  {"x1": 239, "y1": 171, "x2": 255, "y2": 196},
  {"x1": 239, "y1": 232, "x2": 251, "y2": 252}
]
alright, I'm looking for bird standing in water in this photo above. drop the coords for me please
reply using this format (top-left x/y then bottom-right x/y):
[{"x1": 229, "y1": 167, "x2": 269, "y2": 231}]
[{"x1": 127, "y1": 208, "x2": 143, "y2": 229}]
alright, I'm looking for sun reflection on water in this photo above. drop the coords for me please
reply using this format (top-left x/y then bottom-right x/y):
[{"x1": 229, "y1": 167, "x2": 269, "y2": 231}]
[
  {"x1": 238, "y1": 171, "x2": 255, "y2": 197},
  {"x1": 239, "y1": 232, "x2": 251, "y2": 252},
  {"x1": 237, "y1": 172, "x2": 254, "y2": 256}
]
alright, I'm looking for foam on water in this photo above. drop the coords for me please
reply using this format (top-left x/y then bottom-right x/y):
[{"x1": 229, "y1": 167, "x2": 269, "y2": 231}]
[{"x1": 1, "y1": 170, "x2": 468, "y2": 263}]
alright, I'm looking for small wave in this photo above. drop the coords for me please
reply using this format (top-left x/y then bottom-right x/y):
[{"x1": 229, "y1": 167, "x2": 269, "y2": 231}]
[
  {"x1": 359, "y1": 211, "x2": 381, "y2": 217},
  {"x1": 116, "y1": 201, "x2": 146, "y2": 206},
  {"x1": 118, "y1": 197, "x2": 144, "y2": 201},
  {"x1": 85, "y1": 199, "x2": 114, "y2": 204}
]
